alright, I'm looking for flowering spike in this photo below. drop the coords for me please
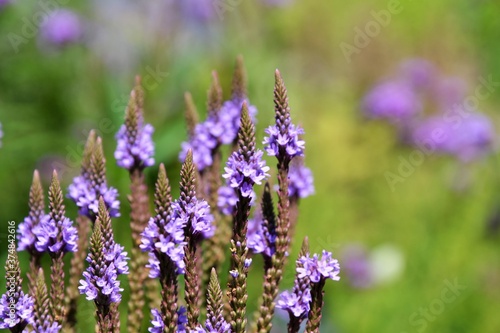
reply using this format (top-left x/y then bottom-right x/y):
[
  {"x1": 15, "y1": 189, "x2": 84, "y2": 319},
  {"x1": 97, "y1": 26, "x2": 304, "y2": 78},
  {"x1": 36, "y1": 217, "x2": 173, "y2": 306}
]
[
  {"x1": 33, "y1": 268, "x2": 60, "y2": 332},
  {"x1": 49, "y1": 170, "x2": 65, "y2": 224},
  {"x1": 0, "y1": 249, "x2": 34, "y2": 331},
  {"x1": 208, "y1": 70, "x2": 223, "y2": 117},
  {"x1": 90, "y1": 137, "x2": 107, "y2": 188},
  {"x1": 29, "y1": 170, "x2": 45, "y2": 221},
  {"x1": 155, "y1": 163, "x2": 172, "y2": 215},
  {"x1": 206, "y1": 268, "x2": 231, "y2": 332},
  {"x1": 184, "y1": 92, "x2": 199, "y2": 139},
  {"x1": 98, "y1": 197, "x2": 114, "y2": 250},
  {"x1": 232, "y1": 55, "x2": 247, "y2": 100},
  {"x1": 180, "y1": 149, "x2": 197, "y2": 207},
  {"x1": 82, "y1": 130, "x2": 96, "y2": 176},
  {"x1": 238, "y1": 102, "x2": 256, "y2": 161},
  {"x1": 115, "y1": 76, "x2": 155, "y2": 171},
  {"x1": 274, "y1": 69, "x2": 290, "y2": 133}
]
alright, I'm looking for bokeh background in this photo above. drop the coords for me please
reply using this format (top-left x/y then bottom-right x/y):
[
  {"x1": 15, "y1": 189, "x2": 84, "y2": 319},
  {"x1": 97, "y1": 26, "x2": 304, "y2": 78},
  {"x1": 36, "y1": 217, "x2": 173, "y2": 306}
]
[{"x1": 1, "y1": 0, "x2": 500, "y2": 332}]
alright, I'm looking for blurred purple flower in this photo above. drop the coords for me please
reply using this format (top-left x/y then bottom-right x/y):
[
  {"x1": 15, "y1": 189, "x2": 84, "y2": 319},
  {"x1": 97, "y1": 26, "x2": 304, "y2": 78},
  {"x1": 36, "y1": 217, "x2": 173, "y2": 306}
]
[
  {"x1": 399, "y1": 58, "x2": 435, "y2": 89},
  {"x1": 362, "y1": 80, "x2": 422, "y2": 122},
  {"x1": 288, "y1": 159, "x2": 315, "y2": 199},
  {"x1": 432, "y1": 77, "x2": 468, "y2": 109},
  {"x1": 40, "y1": 10, "x2": 82, "y2": 46},
  {"x1": 341, "y1": 245, "x2": 372, "y2": 289},
  {"x1": 412, "y1": 112, "x2": 495, "y2": 162}
]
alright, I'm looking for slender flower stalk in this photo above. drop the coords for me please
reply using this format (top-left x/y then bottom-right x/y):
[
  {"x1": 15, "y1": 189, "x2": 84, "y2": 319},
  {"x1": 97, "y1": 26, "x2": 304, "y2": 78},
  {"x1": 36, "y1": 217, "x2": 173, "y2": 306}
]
[
  {"x1": 33, "y1": 268, "x2": 61, "y2": 332},
  {"x1": 17, "y1": 169, "x2": 47, "y2": 296},
  {"x1": 224, "y1": 103, "x2": 269, "y2": 333},
  {"x1": 0, "y1": 249, "x2": 34, "y2": 332},
  {"x1": 33, "y1": 170, "x2": 78, "y2": 324},
  {"x1": 141, "y1": 164, "x2": 182, "y2": 333},
  {"x1": 115, "y1": 76, "x2": 156, "y2": 331},
  {"x1": 185, "y1": 91, "x2": 199, "y2": 139},
  {"x1": 301, "y1": 251, "x2": 340, "y2": 333},
  {"x1": 277, "y1": 238, "x2": 311, "y2": 333},
  {"x1": 206, "y1": 268, "x2": 231, "y2": 332},
  {"x1": 256, "y1": 69, "x2": 305, "y2": 333},
  {"x1": 179, "y1": 150, "x2": 215, "y2": 329},
  {"x1": 79, "y1": 199, "x2": 128, "y2": 333}
]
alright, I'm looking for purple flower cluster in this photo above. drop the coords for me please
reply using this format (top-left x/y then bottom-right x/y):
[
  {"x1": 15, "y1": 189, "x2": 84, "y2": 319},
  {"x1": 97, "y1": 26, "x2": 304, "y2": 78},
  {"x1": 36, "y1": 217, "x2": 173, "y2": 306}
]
[
  {"x1": 141, "y1": 211, "x2": 187, "y2": 276},
  {"x1": 40, "y1": 9, "x2": 82, "y2": 46},
  {"x1": 115, "y1": 123, "x2": 155, "y2": 170},
  {"x1": 297, "y1": 251, "x2": 341, "y2": 283},
  {"x1": 263, "y1": 124, "x2": 305, "y2": 159},
  {"x1": 0, "y1": 292, "x2": 34, "y2": 330},
  {"x1": 149, "y1": 307, "x2": 187, "y2": 333},
  {"x1": 222, "y1": 150, "x2": 269, "y2": 198},
  {"x1": 79, "y1": 242, "x2": 128, "y2": 304},
  {"x1": 247, "y1": 209, "x2": 275, "y2": 258},
  {"x1": 32, "y1": 216, "x2": 78, "y2": 254},
  {"x1": 34, "y1": 322, "x2": 62, "y2": 333},
  {"x1": 68, "y1": 176, "x2": 120, "y2": 218},
  {"x1": 276, "y1": 287, "x2": 311, "y2": 318},
  {"x1": 288, "y1": 160, "x2": 315, "y2": 199},
  {"x1": 205, "y1": 316, "x2": 231, "y2": 333},
  {"x1": 341, "y1": 245, "x2": 372, "y2": 289},
  {"x1": 17, "y1": 214, "x2": 50, "y2": 253},
  {"x1": 363, "y1": 58, "x2": 496, "y2": 161},
  {"x1": 179, "y1": 98, "x2": 258, "y2": 171}
]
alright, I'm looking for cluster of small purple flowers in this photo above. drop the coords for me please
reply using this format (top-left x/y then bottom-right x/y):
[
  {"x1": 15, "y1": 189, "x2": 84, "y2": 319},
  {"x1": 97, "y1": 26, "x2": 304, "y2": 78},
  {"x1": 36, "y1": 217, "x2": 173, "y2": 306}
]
[
  {"x1": 17, "y1": 214, "x2": 50, "y2": 254},
  {"x1": 115, "y1": 121, "x2": 155, "y2": 170},
  {"x1": 0, "y1": 292, "x2": 34, "y2": 330},
  {"x1": 363, "y1": 59, "x2": 495, "y2": 162},
  {"x1": 68, "y1": 176, "x2": 120, "y2": 219},
  {"x1": 32, "y1": 216, "x2": 78, "y2": 254},
  {"x1": 263, "y1": 123, "x2": 305, "y2": 158}
]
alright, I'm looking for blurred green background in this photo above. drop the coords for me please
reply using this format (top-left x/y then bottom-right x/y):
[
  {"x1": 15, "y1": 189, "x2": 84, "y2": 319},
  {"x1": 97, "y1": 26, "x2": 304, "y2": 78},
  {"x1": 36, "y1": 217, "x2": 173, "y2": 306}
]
[{"x1": 1, "y1": 0, "x2": 500, "y2": 332}]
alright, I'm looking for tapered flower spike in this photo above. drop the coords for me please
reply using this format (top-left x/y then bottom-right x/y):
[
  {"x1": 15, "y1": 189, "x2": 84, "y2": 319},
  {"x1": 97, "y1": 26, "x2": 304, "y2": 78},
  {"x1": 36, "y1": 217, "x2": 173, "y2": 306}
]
[
  {"x1": 224, "y1": 103, "x2": 269, "y2": 333},
  {"x1": 206, "y1": 268, "x2": 231, "y2": 332},
  {"x1": 34, "y1": 268, "x2": 61, "y2": 332},
  {"x1": 208, "y1": 71, "x2": 223, "y2": 117},
  {"x1": 17, "y1": 170, "x2": 47, "y2": 296},
  {"x1": 82, "y1": 130, "x2": 96, "y2": 177},
  {"x1": 0, "y1": 249, "x2": 34, "y2": 331},
  {"x1": 185, "y1": 92, "x2": 199, "y2": 139},
  {"x1": 277, "y1": 238, "x2": 311, "y2": 333}
]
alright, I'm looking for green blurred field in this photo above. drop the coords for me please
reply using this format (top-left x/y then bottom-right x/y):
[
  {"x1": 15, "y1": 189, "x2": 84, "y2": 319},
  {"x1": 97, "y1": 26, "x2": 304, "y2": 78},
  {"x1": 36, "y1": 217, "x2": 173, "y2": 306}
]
[{"x1": 1, "y1": 0, "x2": 500, "y2": 332}]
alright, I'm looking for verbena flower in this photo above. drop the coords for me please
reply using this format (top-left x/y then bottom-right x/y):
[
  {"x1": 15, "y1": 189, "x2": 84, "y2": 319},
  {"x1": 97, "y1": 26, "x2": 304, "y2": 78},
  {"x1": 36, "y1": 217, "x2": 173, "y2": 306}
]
[
  {"x1": 288, "y1": 159, "x2": 315, "y2": 199},
  {"x1": 33, "y1": 216, "x2": 78, "y2": 254},
  {"x1": 222, "y1": 149, "x2": 269, "y2": 198},
  {"x1": 33, "y1": 322, "x2": 62, "y2": 333},
  {"x1": 247, "y1": 208, "x2": 275, "y2": 258},
  {"x1": 218, "y1": 98, "x2": 258, "y2": 145},
  {"x1": 17, "y1": 214, "x2": 50, "y2": 253},
  {"x1": 341, "y1": 245, "x2": 372, "y2": 289},
  {"x1": 217, "y1": 185, "x2": 238, "y2": 216},
  {"x1": 399, "y1": 58, "x2": 435, "y2": 89},
  {"x1": 362, "y1": 80, "x2": 422, "y2": 122},
  {"x1": 276, "y1": 288, "x2": 311, "y2": 318},
  {"x1": 0, "y1": 293, "x2": 34, "y2": 330},
  {"x1": 68, "y1": 176, "x2": 120, "y2": 218},
  {"x1": 297, "y1": 250, "x2": 341, "y2": 283},
  {"x1": 40, "y1": 9, "x2": 82, "y2": 46},
  {"x1": 411, "y1": 112, "x2": 494, "y2": 162},
  {"x1": 179, "y1": 121, "x2": 218, "y2": 171},
  {"x1": 263, "y1": 123, "x2": 305, "y2": 158},
  {"x1": 115, "y1": 122, "x2": 155, "y2": 170}
]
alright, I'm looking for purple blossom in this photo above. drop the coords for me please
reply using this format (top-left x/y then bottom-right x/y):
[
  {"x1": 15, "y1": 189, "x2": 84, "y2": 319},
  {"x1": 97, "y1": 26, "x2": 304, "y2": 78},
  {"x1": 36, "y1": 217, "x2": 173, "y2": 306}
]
[
  {"x1": 263, "y1": 124, "x2": 305, "y2": 158},
  {"x1": 297, "y1": 250, "x2": 340, "y2": 283},
  {"x1": 399, "y1": 59, "x2": 435, "y2": 89},
  {"x1": 34, "y1": 322, "x2": 62, "y2": 333},
  {"x1": 33, "y1": 216, "x2": 78, "y2": 254},
  {"x1": 174, "y1": 198, "x2": 214, "y2": 239},
  {"x1": 148, "y1": 308, "x2": 164, "y2": 333},
  {"x1": 217, "y1": 185, "x2": 238, "y2": 216},
  {"x1": 229, "y1": 270, "x2": 239, "y2": 278},
  {"x1": 0, "y1": 292, "x2": 34, "y2": 330},
  {"x1": 288, "y1": 160, "x2": 315, "y2": 199},
  {"x1": 68, "y1": 176, "x2": 120, "y2": 218},
  {"x1": 362, "y1": 80, "x2": 422, "y2": 122},
  {"x1": 411, "y1": 112, "x2": 494, "y2": 162},
  {"x1": 222, "y1": 150, "x2": 269, "y2": 198},
  {"x1": 341, "y1": 245, "x2": 372, "y2": 289},
  {"x1": 17, "y1": 214, "x2": 50, "y2": 253},
  {"x1": 79, "y1": 263, "x2": 123, "y2": 303},
  {"x1": 40, "y1": 9, "x2": 82, "y2": 45},
  {"x1": 178, "y1": 306, "x2": 188, "y2": 332},
  {"x1": 179, "y1": 122, "x2": 218, "y2": 171},
  {"x1": 276, "y1": 288, "x2": 311, "y2": 318},
  {"x1": 105, "y1": 243, "x2": 129, "y2": 275},
  {"x1": 218, "y1": 98, "x2": 258, "y2": 145},
  {"x1": 247, "y1": 208, "x2": 275, "y2": 258},
  {"x1": 205, "y1": 313, "x2": 231, "y2": 333},
  {"x1": 115, "y1": 122, "x2": 155, "y2": 170}
]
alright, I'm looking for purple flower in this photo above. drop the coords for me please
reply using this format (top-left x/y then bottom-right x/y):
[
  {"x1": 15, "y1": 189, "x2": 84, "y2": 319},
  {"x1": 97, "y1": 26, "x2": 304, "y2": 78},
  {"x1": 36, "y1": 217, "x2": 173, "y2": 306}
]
[
  {"x1": 79, "y1": 263, "x2": 123, "y2": 303},
  {"x1": 222, "y1": 150, "x2": 269, "y2": 198},
  {"x1": 399, "y1": 59, "x2": 435, "y2": 89},
  {"x1": 247, "y1": 208, "x2": 275, "y2": 258},
  {"x1": 40, "y1": 9, "x2": 82, "y2": 45},
  {"x1": 173, "y1": 199, "x2": 214, "y2": 240},
  {"x1": 34, "y1": 322, "x2": 62, "y2": 333},
  {"x1": 362, "y1": 80, "x2": 422, "y2": 122},
  {"x1": 68, "y1": 176, "x2": 120, "y2": 218},
  {"x1": 411, "y1": 112, "x2": 494, "y2": 162},
  {"x1": 179, "y1": 123, "x2": 216, "y2": 171},
  {"x1": 205, "y1": 314, "x2": 231, "y2": 333},
  {"x1": 297, "y1": 250, "x2": 340, "y2": 283},
  {"x1": 218, "y1": 98, "x2": 258, "y2": 145},
  {"x1": 288, "y1": 159, "x2": 315, "y2": 199},
  {"x1": 148, "y1": 308, "x2": 164, "y2": 333},
  {"x1": 263, "y1": 123, "x2": 305, "y2": 158},
  {"x1": 17, "y1": 214, "x2": 50, "y2": 253},
  {"x1": 276, "y1": 288, "x2": 311, "y2": 318},
  {"x1": 105, "y1": 243, "x2": 129, "y2": 275},
  {"x1": 33, "y1": 216, "x2": 78, "y2": 254},
  {"x1": 115, "y1": 123, "x2": 155, "y2": 170},
  {"x1": 0, "y1": 292, "x2": 34, "y2": 330},
  {"x1": 341, "y1": 245, "x2": 372, "y2": 289},
  {"x1": 217, "y1": 185, "x2": 238, "y2": 216},
  {"x1": 178, "y1": 306, "x2": 188, "y2": 332}
]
